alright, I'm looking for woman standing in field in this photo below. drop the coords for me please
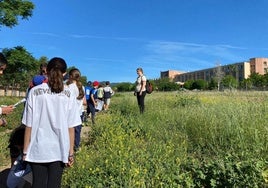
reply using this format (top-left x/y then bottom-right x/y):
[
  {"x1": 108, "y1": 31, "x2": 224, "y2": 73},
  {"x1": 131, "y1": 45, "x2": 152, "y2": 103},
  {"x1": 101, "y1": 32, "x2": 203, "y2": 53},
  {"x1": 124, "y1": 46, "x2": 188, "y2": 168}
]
[
  {"x1": 135, "y1": 67, "x2": 147, "y2": 114},
  {"x1": 66, "y1": 68, "x2": 86, "y2": 152},
  {"x1": 22, "y1": 57, "x2": 81, "y2": 188}
]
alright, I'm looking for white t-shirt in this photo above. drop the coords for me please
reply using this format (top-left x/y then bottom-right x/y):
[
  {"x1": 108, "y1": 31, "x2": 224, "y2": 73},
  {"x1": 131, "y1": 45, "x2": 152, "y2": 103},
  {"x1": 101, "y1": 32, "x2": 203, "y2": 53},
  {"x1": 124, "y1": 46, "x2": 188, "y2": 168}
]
[
  {"x1": 135, "y1": 75, "x2": 146, "y2": 92},
  {"x1": 103, "y1": 86, "x2": 114, "y2": 98},
  {"x1": 22, "y1": 83, "x2": 82, "y2": 163},
  {"x1": 67, "y1": 83, "x2": 84, "y2": 116},
  {"x1": 103, "y1": 86, "x2": 113, "y2": 93}
]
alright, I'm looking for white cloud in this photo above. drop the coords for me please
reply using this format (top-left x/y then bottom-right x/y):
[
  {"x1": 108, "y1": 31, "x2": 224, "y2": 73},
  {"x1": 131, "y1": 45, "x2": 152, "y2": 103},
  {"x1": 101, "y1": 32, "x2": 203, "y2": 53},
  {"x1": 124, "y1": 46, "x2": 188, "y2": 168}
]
[
  {"x1": 141, "y1": 40, "x2": 247, "y2": 72},
  {"x1": 31, "y1": 32, "x2": 61, "y2": 37},
  {"x1": 68, "y1": 34, "x2": 144, "y2": 42}
]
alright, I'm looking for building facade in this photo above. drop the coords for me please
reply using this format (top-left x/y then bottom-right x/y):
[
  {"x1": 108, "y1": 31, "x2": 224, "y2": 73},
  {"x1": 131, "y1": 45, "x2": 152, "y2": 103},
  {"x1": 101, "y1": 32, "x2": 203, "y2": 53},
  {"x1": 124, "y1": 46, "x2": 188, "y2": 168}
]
[
  {"x1": 250, "y1": 57, "x2": 268, "y2": 75},
  {"x1": 161, "y1": 58, "x2": 268, "y2": 83},
  {"x1": 160, "y1": 70, "x2": 185, "y2": 80}
]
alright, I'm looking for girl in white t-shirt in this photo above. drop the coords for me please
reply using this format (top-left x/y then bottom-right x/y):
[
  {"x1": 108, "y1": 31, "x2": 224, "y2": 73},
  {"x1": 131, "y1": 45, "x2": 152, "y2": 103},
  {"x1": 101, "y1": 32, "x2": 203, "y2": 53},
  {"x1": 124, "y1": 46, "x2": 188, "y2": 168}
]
[
  {"x1": 22, "y1": 57, "x2": 81, "y2": 188},
  {"x1": 66, "y1": 68, "x2": 86, "y2": 152}
]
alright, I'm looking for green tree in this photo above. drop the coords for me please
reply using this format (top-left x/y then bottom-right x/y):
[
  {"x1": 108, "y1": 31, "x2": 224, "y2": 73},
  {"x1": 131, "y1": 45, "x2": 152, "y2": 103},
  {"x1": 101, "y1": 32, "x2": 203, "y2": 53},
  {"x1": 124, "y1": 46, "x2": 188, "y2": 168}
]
[
  {"x1": 222, "y1": 75, "x2": 238, "y2": 89},
  {"x1": 0, "y1": 0, "x2": 34, "y2": 28},
  {"x1": 184, "y1": 80, "x2": 194, "y2": 90},
  {"x1": 1, "y1": 46, "x2": 37, "y2": 90},
  {"x1": 80, "y1": 76, "x2": 87, "y2": 86},
  {"x1": 154, "y1": 78, "x2": 178, "y2": 91},
  {"x1": 262, "y1": 73, "x2": 268, "y2": 87},
  {"x1": 192, "y1": 79, "x2": 207, "y2": 90},
  {"x1": 115, "y1": 82, "x2": 134, "y2": 92},
  {"x1": 248, "y1": 73, "x2": 265, "y2": 88},
  {"x1": 240, "y1": 78, "x2": 253, "y2": 90},
  {"x1": 208, "y1": 78, "x2": 217, "y2": 90}
]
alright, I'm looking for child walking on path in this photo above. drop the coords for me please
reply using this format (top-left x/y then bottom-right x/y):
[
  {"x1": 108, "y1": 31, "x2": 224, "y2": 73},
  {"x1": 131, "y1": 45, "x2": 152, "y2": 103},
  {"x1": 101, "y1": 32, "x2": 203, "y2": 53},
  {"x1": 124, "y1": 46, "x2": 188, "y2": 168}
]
[
  {"x1": 22, "y1": 57, "x2": 81, "y2": 188},
  {"x1": 66, "y1": 68, "x2": 86, "y2": 152},
  {"x1": 103, "y1": 81, "x2": 114, "y2": 111},
  {"x1": 87, "y1": 81, "x2": 99, "y2": 124}
]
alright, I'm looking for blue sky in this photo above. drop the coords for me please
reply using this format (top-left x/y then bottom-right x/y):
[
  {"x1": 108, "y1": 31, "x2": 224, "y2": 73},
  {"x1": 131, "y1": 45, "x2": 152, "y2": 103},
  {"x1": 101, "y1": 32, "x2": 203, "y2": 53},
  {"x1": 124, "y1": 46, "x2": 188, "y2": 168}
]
[{"x1": 1, "y1": 0, "x2": 268, "y2": 82}]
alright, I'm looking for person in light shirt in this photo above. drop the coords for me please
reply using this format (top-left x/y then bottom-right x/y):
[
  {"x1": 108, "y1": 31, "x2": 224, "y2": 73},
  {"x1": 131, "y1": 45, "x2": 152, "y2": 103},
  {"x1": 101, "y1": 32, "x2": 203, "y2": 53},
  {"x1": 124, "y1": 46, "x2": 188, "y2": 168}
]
[
  {"x1": 66, "y1": 68, "x2": 86, "y2": 152},
  {"x1": 134, "y1": 67, "x2": 147, "y2": 114},
  {"x1": 22, "y1": 57, "x2": 81, "y2": 188},
  {"x1": 103, "y1": 81, "x2": 114, "y2": 111}
]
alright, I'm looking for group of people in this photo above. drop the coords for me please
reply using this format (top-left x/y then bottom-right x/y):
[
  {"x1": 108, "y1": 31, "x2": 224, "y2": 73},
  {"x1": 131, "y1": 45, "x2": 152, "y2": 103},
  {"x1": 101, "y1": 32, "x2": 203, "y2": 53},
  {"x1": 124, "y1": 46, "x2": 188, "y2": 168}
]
[
  {"x1": 85, "y1": 80, "x2": 114, "y2": 125},
  {"x1": 0, "y1": 54, "x2": 115, "y2": 188},
  {"x1": 0, "y1": 51, "x2": 147, "y2": 188}
]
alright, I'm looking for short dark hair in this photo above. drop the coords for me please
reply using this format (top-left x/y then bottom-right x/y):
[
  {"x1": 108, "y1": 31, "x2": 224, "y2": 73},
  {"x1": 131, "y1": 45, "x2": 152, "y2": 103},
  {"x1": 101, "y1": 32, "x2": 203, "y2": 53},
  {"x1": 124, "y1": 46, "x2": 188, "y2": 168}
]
[
  {"x1": 87, "y1": 81, "x2": 92, "y2": 86},
  {"x1": 0, "y1": 53, "x2": 8, "y2": 66},
  {"x1": 106, "y1": 81, "x2": 110, "y2": 85},
  {"x1": 136, "y1": 67, "x2": 143, "y2": 73}
]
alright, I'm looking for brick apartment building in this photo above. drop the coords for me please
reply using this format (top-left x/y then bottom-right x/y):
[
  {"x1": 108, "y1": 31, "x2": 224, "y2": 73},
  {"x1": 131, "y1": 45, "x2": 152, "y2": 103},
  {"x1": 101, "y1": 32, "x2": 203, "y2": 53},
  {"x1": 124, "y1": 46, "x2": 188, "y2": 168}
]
[
  {"x1": 160, "y1": 70, "x2": 185, "y2": 80},
  {"x1": 161, "y1": 57, "x2": 268, "y2": 83}
]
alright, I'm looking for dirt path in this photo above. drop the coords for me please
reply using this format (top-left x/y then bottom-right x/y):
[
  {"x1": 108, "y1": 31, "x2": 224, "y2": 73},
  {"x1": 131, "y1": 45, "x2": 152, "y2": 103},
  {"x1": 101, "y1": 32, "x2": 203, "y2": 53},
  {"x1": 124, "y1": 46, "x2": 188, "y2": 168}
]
[{"x1": 81, "y1": 125, "x2": 91, "y2": 141}]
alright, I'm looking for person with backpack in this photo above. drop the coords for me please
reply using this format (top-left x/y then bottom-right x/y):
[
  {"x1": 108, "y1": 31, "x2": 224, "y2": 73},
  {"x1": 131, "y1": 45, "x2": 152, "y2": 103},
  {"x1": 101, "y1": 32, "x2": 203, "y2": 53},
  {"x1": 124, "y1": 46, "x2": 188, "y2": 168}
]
[
  {"x1": 87, "y1": 81, "x2": 99, "y2": 124},
  {"x1": 103, "y1": 81, "x2": 114, "y2": 111},
  {"x1": 134, "y1": 67, "x2": 147, "y2": 114},
  {"x1": 85, "y1": 81, "x2": 92, "y2": 118},
  {"x1": 85, "y1": 81, "x2": 92, "y2": 101},
  {"x1": 97, "y1": 84, "x2": 104, "y2": 101}
]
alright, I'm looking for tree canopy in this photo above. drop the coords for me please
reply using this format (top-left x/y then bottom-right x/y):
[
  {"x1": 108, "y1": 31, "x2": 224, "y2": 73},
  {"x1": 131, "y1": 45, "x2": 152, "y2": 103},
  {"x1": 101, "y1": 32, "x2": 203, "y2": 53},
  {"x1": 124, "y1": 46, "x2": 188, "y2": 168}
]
[
  {"x1": 0, "y1": 47, "x2": 88, "y2": 90},
  {"x1": 222, "y1": 75, "x2": 238, "y2": 89},
  {"x1": 1, "y1": 46, "x2": 37, "y2": 89},
  {"x1": 0, "y1": 0, "x2": 34, "y2": 28}
]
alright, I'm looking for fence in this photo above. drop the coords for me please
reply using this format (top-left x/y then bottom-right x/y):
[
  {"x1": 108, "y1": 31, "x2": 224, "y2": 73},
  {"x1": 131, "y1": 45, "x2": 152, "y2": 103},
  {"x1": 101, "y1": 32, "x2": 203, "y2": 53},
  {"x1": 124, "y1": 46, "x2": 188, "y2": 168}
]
[{"x1": 0, "y1": 89, "x2": 26, "y2": 97}]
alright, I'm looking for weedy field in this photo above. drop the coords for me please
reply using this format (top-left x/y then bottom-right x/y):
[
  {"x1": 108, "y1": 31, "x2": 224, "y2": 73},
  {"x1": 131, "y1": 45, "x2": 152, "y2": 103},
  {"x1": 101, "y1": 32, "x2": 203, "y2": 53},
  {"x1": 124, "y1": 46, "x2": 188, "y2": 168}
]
[
  {"x1": 1, "y1": 91, "x2": 268, "y2": 187},
  {"x1": 63, "y1": 91, "x2": 268, "y2": 187}
]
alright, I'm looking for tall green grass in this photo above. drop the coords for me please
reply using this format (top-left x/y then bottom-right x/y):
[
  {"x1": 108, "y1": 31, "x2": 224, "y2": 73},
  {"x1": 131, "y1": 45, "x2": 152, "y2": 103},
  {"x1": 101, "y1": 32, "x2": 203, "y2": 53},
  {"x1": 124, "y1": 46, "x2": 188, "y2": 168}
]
[
  {"x1": 1, "y1": 93, "x2": 268, "y2": 186},
  {"x1": 62, "y1": 91, "x2": 268, "y2": 187}
]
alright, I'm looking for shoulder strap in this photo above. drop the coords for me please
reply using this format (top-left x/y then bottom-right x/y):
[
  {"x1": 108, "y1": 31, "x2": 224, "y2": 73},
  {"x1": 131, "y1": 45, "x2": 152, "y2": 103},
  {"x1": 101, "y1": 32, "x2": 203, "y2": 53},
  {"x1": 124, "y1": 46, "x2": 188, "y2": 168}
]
[{"x1": 141, "y1": 75, "x2": 147, "y2": 85}]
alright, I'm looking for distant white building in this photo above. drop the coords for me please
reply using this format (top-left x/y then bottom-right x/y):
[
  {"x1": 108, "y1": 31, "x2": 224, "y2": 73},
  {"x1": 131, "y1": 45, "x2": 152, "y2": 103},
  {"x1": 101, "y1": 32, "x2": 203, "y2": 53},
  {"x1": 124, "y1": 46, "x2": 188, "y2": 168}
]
[{"x1": 161, "y1": 57, "x2": 268, "y2": 83}]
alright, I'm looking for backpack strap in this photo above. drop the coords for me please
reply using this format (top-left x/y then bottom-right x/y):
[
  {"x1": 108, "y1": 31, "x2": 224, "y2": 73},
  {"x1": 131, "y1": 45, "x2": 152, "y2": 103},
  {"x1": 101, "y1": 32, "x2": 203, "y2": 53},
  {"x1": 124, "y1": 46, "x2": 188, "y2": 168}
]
[{"x1": 141, "y1": 75, "x2": 146, "y2": 86}]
